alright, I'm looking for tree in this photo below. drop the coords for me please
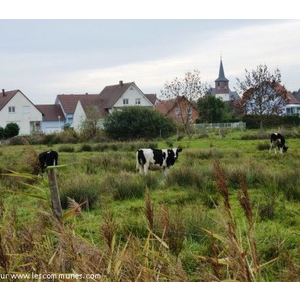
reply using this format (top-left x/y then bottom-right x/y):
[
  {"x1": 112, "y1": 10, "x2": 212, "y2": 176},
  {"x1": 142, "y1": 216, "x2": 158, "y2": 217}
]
[
  {"x1": 103, "y1": 107, "x2": 176, "y2": 140},
  {"x1": 4, "y1": 122, "x2": 20, "y2": 138},
  {"x1": 80, "y1": 105, "x2": 103, "y2": 141},
  {"x1": 197, "y1": 95, "x2": 232, "y2": 123},
  {"x1": 236, "y1": 64, "x2": 288, "y2": 129},
  {"x1": 161, "y1": 70, "x2": 207, "y2": 138}
]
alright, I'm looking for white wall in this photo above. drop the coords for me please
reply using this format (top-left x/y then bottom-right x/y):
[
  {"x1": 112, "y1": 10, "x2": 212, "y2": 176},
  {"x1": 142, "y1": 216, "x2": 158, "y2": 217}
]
[
  {"x1": 72, "y1": 101, "x2": 86, "y2": 131},
  {"x1": 0, "y1": 91, "x2": 43, "y2": 135},
  {"x1": 113, "y1": 84, "x2": 154, "y2": 108}
]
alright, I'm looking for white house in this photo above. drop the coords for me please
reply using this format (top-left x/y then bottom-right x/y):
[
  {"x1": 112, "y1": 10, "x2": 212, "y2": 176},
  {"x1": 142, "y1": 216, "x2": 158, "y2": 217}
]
[
  {"x1": 0, "y1": 89, "x2": 43, "y2": 135},
  {"x1": 67, "y1": 81, "x2": 157, "y2": 131}
]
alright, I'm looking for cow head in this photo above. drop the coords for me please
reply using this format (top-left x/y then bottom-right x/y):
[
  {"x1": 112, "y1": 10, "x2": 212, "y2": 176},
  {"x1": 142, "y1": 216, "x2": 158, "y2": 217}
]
[
  {"x1": 282, "y1": 145, "x2": 288, "y2": 152},
  {"x1": 166, "y1": 148, "x2": 183, "y2": 167}
]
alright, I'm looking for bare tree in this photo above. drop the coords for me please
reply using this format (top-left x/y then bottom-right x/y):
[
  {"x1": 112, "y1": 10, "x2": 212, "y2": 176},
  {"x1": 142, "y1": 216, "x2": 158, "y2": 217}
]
[
  {"x1": 161, "y1": 70, "x2": 207, "y2": 138},
  {"x1": 236, "y1": 64, "x2": 288, "y2": 129}
]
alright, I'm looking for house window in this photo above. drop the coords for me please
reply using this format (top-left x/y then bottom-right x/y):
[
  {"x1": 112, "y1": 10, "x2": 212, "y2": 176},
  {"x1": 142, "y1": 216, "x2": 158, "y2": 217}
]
[
  {"x1": 175, "y1": 108, "x2": 181, "y2": 116},
  {"x1": 123, "y1": 98, "x2": 129, "y2": 105},
  {"x1": 187, "y1": 108, "x2": 192, "y2": 117},
  {"x1": 135, "y1": 98, "x2": 141, "y2": 105},
  {"x1": 8, "y1": 106, "x2": 15, "y2": 113}
]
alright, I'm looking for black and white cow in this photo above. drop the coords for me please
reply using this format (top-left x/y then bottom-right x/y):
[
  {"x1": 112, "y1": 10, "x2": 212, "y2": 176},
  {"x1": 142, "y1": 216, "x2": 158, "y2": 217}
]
[
  {"x1": 136, "y1": 148, "x2": 182, "y2": 176},
  {"x1": 269, "y1": 133, "x2": 288, "y2": 154},
  {"x1": 39, "y1": 150, "x2": 59, "y2": 172}
]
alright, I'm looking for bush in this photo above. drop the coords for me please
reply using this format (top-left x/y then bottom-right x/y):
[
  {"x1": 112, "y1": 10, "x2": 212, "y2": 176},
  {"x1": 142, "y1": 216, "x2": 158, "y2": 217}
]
[
  {"x1": 79, "y1": 144, "x2": 92, "y2": 152},
  {"x1": 58, "y1": 145, "x2": 75, "y2": 153},
  {"x1": 103, "y1": 107, "x2": 176, "y2": 140},
  {"x1": 4, "y1": 123, "x2": 20, "y2": 138},
  {"x1": 59, "y1": 175, "x2": 102, "y2": 209},
  {"x1": 103, "y1": 172, "x2": 145, "y2": 200}
]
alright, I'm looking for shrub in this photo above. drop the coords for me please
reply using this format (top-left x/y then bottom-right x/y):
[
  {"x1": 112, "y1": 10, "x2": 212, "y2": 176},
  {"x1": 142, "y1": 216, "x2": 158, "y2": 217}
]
[
  {"x1": 103, "y1": 172, "x2": 145, "y2": 200},
  {"x1": 257, "y1": 142, "x2": 270, "y2": 151},
  {"x1": 165, "y1": 167, "x2": 204, "y2": 190},
  {"x1": 59, "y1": 175, "x2": 102, "y2": 209},
  {"x1": 79, "y1": 144, "x2": 92, "y2": 152},
  {"x1": 58, "y1": 145, "x2": 75, "y2": 153},
  {"x1": 103, "y1": 107, "x2": 176, "y2": 140},
  {"x1": 4, "y1": 123, "x2": 20, "y2": 138}
]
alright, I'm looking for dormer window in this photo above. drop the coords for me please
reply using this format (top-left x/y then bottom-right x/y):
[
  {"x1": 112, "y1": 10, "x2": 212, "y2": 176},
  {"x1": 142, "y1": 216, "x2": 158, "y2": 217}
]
[{"x1": 123, "y1": 98, "x2": 129, "y2": 105}]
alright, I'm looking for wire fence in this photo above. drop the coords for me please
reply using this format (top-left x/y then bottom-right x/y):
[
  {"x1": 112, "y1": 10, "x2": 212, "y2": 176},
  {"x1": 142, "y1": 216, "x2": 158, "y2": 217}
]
[{"x1": 195, "y1": 122, "x2": 246, "y2": 131}]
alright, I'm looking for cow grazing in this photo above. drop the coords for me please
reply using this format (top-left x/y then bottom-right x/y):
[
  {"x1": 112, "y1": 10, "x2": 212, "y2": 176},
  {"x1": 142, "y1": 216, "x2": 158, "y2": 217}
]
[
  {"x1": 136, "y1": 148, "x2": 182, "y2": 176},
  {"x1": 269, "y1": 133, "x2": 288, "y2": 154},
  {"x1": 39, "y1": 150, "x2": 59, "y2": 172}
]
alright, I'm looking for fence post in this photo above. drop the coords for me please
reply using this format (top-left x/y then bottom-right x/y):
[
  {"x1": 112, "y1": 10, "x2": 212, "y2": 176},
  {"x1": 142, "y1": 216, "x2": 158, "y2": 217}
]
[{"x1": 47, "y1": 169, "x2": 62, "y2": 222}]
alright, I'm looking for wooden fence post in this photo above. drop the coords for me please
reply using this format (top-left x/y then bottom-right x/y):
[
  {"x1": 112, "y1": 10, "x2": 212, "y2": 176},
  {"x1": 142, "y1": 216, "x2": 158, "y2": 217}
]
[{"x1": 47, "y1": 169, "x2": 62, "y2": 222}]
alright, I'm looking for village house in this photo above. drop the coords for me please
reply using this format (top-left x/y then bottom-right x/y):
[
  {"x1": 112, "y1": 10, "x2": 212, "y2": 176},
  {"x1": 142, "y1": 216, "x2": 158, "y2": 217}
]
[
  {"x1": 155, "y1": 96, "x2": 198, "y2": 123},
  {"x1": 242, "y1": 82, "x2": 300, "y2": 116},
  {"x1": 0, "y1": 89, "x2": 43, "y2": 135}
]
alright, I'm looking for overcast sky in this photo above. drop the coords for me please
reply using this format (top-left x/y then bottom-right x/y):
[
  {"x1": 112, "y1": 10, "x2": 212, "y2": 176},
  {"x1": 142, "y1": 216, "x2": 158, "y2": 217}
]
[{"x1": 0, "y1": 19, "x2": 299, "y2": 104}]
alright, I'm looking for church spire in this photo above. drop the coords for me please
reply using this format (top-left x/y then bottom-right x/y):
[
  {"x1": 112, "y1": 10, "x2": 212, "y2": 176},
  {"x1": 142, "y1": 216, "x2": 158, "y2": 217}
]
[{"x1": 215, "y1": 57, "x2": 229, "y2": 82}]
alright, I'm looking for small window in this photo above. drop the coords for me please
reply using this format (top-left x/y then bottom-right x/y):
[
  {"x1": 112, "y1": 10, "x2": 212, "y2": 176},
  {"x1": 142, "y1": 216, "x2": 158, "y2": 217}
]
[
  {"x1": 175, "y1": 108, "x2": 181, "y2": 116},
  {"x1": 187, "y1": 108, "x2": 192, "y2": 116},
  {"x1": 135, "y1": 98, "x2": 141, "y2": 105},
  {"x1": 8, "y1": 106, "x2": 15, "y2": 113},
  {"x1": 123, "y1": 98, "x2": 129, "y2": 105}
]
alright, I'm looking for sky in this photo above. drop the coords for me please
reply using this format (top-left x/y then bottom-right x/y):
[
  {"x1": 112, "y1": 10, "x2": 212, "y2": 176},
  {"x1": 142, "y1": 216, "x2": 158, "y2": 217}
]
[{"x1": 1, "y1": 19, "x2": 300, "y2": 104}]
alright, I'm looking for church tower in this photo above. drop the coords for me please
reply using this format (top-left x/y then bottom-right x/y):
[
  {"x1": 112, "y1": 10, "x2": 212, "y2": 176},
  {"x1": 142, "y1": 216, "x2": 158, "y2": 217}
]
[{"x1": 214, "y1": 57, "x2": 229, "y2": 99}]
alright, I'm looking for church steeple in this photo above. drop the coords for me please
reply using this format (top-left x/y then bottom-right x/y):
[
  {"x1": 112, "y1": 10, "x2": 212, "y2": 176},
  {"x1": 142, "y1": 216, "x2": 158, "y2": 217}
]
[{"x1": 215, "y1": 57, "x2": 229, "y2": 93}]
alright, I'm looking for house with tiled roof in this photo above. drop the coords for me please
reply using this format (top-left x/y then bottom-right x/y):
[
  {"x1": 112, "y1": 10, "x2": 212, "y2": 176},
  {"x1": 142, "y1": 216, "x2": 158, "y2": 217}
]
[
  {"x1": 71, "y1": 81, "x2": 157, "y2": 130},
  {"x1": 241, "y1": 82, "x2": 300, "y2": 116},
  {"x1": 0, "y1": 89, "x2": 43, "y2": 135},
  {"x1": 155, "y1": 96, "x2": 198, "y2": 123},
  {"x1": 35, "y1": 104, "x2": 66, "y2": 133},
  {"x1": 284, "y1": 91, "x2": 300, "y2": 116}
]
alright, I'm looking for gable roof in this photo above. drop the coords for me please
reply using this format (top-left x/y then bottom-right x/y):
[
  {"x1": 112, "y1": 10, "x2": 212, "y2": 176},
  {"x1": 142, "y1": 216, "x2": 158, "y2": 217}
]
[
  {"x1": 286, "y1": 91, "x2": 300, "y2": 105},
  {"x1": 145, "y1": 94, "x2": 158, "y2": 105},
  {"x1": 56, "y1": 94, "x2": 99, "y2": 114},
  {"x1": 99, "y1": 81, "x2": 134, "y2": 109},
  {"x1": 243, "y1": 82, "x2": 298, "y2": 105},
  {"x1": 0, "y1": 90, "x2": 19, "y2": 111},
  {"x1": 35, "y1": 104, "x2": 66, "y2": 121},
  {"x1": 155, "y1": 96, "x2": 197, "y2": 115},
  {"x1": 79, "y1": 96, "x2": 108, "y2": 118}
]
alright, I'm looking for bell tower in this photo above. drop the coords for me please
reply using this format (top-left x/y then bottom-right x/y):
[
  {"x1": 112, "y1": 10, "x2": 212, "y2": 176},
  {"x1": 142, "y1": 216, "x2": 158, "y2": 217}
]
[{"x1": 215, "y1": 57, "x2": 229, "y2": 95}]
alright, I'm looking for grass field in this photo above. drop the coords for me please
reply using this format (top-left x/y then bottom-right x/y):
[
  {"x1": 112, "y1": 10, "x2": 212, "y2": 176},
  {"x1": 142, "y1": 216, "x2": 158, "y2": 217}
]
[{"x1": 1, "y1": 128, "x2": 300, "y2": 281}]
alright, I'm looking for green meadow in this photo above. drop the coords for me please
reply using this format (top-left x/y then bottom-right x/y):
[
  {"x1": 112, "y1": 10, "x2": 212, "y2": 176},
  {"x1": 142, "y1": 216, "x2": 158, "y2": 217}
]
[{"x1": 1, "y1": 128, "x2": 300, "y2": 281}]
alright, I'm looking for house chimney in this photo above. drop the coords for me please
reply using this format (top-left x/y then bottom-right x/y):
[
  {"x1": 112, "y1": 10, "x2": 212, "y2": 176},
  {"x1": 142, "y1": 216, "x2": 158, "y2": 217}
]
[
  {"x1": 2, "y1": 89, "x2": 5, "y2": 97},
  {"x1": 119, "y1": 80, "x2": 123, "y2": 86}
]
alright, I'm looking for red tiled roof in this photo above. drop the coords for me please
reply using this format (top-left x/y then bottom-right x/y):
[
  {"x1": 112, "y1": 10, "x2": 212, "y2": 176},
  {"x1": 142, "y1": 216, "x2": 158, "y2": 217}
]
[
  {"x1": 286, "y1": 91, "x2": 300, "y2": 105},
  {"x1": 0, "y1": 90, "x2": 19, "y2": 111},
  {"x1": 155, "y1": 99, "x2": 177, "y2": 115},
  {"x1": 56, "y1": 94, "x2": 99, "y2": 114},
  {"x1": 35, "y1": 104, "x2": 66, "y2": 121}
]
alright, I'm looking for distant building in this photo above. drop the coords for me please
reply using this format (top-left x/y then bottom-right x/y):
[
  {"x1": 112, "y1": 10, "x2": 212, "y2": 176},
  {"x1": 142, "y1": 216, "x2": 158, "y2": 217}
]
[
  {"x1": 242, "y1": 82, "x2": 300, "y2": 116},
  {"x1": 155, "y1": 96, "x2": 198, "y2": 123},
  {"x1": 292, "y1": 89, "x2": 300, "y2": 102},
  {"x1": 0, "y1": 89, "x2": 43, "y2": 135},
  {"x1": 208, "y1": 58, "x2": 240, "y2": 101},
  {"x1": 35, "y1": 104, "x2": 66, "y2": 133},
  {"x1": 55, "y1": 81, "x2": 157, "y2": 131}
]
